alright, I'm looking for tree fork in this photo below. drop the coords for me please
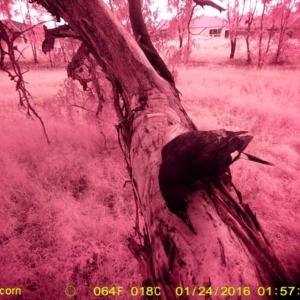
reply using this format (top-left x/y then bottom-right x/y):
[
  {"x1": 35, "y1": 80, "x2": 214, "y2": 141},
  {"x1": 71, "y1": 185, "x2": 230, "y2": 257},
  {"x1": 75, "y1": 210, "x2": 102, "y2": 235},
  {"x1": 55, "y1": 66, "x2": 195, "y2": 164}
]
[{"x1": 31, "y1": 0, "x2": 293, "y2": 298}]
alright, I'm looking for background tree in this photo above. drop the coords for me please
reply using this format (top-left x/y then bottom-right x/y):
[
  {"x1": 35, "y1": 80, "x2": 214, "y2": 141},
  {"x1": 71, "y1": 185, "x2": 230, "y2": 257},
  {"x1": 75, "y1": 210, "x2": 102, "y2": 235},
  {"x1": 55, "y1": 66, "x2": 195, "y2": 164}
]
[
  {"x1": 254, "y1": 0, "x2": 300, "y2": 67},
  {"x1": 17, "y1": 0, "x2": 39, "y2": 62},
  {"x1": 0, "y1": 0, "x2": 15, "y2": 66},
  {"x1": 225, "y1": 0, "x2": 246, "y2": 58},
  {"x1": 167, "y1": 0, "x2": 194, "y2": 52},
  {"x1": 244, "y1": 0, "x2": 258, "y2": 63},
  {"x1": 0, "y1": 0, "x2": 15, "y2": 19},
  {"x1": 270, "y1": 0, "x2": 298, "y2": 64}
]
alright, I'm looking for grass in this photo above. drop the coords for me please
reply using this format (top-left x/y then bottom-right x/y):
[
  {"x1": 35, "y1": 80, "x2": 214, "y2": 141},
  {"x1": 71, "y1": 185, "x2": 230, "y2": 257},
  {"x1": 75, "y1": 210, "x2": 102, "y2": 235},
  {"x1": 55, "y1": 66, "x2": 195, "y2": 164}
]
[
  {"x1": 0, "y1": 69, "x2": 141, "y2": 299},
  {"x1": 177, "y1": 64, "x2": 300, "y2": 283},
  {"x1": 0, "y1": 60, "x2": 300, "y2": 299}
]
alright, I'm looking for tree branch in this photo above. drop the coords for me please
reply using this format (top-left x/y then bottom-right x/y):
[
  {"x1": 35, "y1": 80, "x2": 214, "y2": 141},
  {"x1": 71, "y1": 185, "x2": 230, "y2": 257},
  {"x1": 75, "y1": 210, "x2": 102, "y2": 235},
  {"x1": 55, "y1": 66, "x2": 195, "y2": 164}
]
[
  {"x1": 41, "y1": 24, "x2": 81, "y2": 54},
  {"x1": 193, "y1": 0, "x2": 226, "y2": 13},
  {"x1": 128, "y1": 0, "x2": 175, "y2": 86},
  {"x1": 0, "y1": 21, "x2": 50, "y2": 144}
]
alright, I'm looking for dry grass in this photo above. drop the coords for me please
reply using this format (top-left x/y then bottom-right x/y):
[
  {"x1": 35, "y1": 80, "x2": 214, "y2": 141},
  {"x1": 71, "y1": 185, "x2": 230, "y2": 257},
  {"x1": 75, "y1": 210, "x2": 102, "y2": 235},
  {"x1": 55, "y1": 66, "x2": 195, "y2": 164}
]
[
  {"x1": 177, "y1": 64, "x2": 300, "y2": 283},
  {"x1": 0, "y1": 61, "x2": 299, "y2": 299},
  {"x1": 0, "y1": 69, "x2": 141, "y2": 299}
]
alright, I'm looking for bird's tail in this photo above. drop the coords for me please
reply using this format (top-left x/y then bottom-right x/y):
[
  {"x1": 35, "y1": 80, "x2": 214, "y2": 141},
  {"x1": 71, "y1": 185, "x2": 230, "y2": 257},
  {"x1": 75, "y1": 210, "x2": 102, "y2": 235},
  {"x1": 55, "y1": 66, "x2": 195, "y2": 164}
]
[{"x1": 241, "y1": 152, "x2": 273, "y2": 166}]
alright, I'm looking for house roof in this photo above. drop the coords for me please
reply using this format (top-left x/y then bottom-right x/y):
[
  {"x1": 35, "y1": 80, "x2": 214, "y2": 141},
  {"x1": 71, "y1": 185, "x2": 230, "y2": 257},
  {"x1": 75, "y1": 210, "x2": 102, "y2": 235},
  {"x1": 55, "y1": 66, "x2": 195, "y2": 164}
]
[
  {"x1": 156, "y1": 16, "x2": 227, "y2": 31},
  {"x1": 156, "y1": 19, "x2": 170, "y2": 31},
  {"x1": 1, "y1": 20, "x2": 28, "y2": 32},
  {"x1": 191, "y1": 15, "x2": 227, "y2": 28}
]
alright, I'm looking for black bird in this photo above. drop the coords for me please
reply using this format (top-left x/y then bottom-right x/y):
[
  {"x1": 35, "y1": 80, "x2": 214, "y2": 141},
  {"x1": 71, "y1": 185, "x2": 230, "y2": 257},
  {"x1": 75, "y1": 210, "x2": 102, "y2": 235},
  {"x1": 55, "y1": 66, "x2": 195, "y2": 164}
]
[{"x1": 158, "y1": 129, "x2": 273, "y2": 234}]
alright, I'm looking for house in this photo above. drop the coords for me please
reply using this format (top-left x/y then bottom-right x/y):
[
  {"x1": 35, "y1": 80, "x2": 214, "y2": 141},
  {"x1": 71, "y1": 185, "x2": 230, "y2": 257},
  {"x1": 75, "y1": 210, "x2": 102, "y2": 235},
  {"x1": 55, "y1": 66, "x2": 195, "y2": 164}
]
[
  {"x1": 190, "y1": 16, "x2": 228, "y2": 38},
  {"x1": 151, "y1": 19, "x2": 171, "y2": 40},
  {"x1": 152, "y1": 16, "x2": 229, "y2": 40},
  {"x1": 1, "y1": 20, "x2": 29, "y2": 44},
  {"x1": 0, "y1": 19, "x2": 44, "y2": 60}
]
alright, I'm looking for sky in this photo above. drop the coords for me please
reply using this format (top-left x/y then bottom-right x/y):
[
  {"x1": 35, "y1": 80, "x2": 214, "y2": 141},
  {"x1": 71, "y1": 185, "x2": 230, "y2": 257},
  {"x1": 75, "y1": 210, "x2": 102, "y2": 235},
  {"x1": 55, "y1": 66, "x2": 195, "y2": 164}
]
[
  {"x1": 152, "y1": 0, "x2": 226, "y2": 20},
  {"x1": 12, "y1": 0, "x2": 226, "y2": 23}
]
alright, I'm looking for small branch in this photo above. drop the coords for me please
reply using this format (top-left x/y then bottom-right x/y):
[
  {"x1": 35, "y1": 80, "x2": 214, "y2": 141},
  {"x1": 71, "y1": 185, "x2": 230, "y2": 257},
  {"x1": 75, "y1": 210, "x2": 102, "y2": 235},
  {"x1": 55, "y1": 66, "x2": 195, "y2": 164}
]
[
  {"x1": 188, "y1": 4, "x2": 196, "y2": 36},
  {"x1": 70, "y1": 104, "x2": 94, "y2": 113},
  {"x1": 194, "y1": 0, "x2": 226, "y2": 13},
  {"x1": 0, "y1": 21, "x2": 50, "y2": 144}
]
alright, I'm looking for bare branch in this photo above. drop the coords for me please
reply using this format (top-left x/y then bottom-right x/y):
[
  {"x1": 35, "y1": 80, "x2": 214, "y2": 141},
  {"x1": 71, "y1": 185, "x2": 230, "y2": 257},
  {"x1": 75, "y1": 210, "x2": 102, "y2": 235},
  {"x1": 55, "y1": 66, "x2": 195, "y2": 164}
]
[
  {"x1": 0, "y1": 20, "x2": 50, "y2": 144},
  {"x1": 194, "y1": 0, "x2": 226, "y2": 12}
]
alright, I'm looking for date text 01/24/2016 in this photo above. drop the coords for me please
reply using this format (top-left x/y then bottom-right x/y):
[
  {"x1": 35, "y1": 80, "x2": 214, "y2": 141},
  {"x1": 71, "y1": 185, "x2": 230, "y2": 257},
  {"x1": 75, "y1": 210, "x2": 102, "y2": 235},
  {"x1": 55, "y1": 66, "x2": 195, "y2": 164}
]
[{"x1": 91, "y1": 286, "x2": 300, "y2": 297}]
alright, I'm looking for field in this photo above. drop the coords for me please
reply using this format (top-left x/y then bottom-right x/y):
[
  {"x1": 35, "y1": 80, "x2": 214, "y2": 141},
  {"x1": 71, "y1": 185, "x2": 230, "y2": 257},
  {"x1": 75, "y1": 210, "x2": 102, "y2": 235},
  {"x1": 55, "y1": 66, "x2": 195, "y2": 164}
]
[{"x1": 0, "y1": 61, "x2": 299, "y2": 299}]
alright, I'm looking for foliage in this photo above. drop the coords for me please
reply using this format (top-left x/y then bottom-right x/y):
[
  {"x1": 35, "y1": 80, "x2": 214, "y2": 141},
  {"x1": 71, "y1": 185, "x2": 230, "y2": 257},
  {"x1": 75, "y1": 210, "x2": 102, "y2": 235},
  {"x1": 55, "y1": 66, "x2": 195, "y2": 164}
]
[
  {"x1": 1, "y1": 0, "x2": 300, "y2": 66},
  {"x1": 223, "y1": 0, "x2": 300, "y2": 65},
  {"x1": 0, "y1": 0, "x2": 55, "y2": 65},
  {"x1": 0, "y1": 0, "x2": 16, "y2": 19}
]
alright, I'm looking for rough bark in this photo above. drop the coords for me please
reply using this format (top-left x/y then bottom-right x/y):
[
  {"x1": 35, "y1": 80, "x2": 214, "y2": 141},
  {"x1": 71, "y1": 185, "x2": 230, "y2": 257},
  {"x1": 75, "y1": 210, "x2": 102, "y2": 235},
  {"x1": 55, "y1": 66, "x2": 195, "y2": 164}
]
[{"x1": 31, "y1": 0, "x2": 293, "y2": 299}]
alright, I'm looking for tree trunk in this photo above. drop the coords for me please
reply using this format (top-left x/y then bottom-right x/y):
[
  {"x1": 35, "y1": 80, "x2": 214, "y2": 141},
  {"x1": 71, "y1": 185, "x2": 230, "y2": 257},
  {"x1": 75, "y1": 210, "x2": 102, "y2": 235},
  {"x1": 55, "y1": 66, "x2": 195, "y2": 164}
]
[
  {"x1": 179, "y1": 28, "x2": 183, "y2": 49},
  {"x1": 30, "y1": 41, "x2": 39, "y2": 63},
  {"x1": 230, "y1": 38, "x2": 236, "y2": 59},
  {"x1": 0, "y1": 42, "x2": 5, "y2": 67},
  {"x1": 26, "y1": 0, "x2": 39, "y2": 63},
  {"x1": 31, "y1": 0, "x2": 292, "y2": 298},
  {"x1": 245, "y1": 36, "x2": 252, "y2": 64},
  {"x1": 61, "y1": 42, "x2": 68, "y2": 63},
  {"x1": 272, "y1": 18, "x2": 289, "y2": 65},
  {"x1": 265, "y1": 26, "x2": 274, "y2": 55},
  {"x1": 257, "y1": 2, "x2": 266, "y2": 68}
]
